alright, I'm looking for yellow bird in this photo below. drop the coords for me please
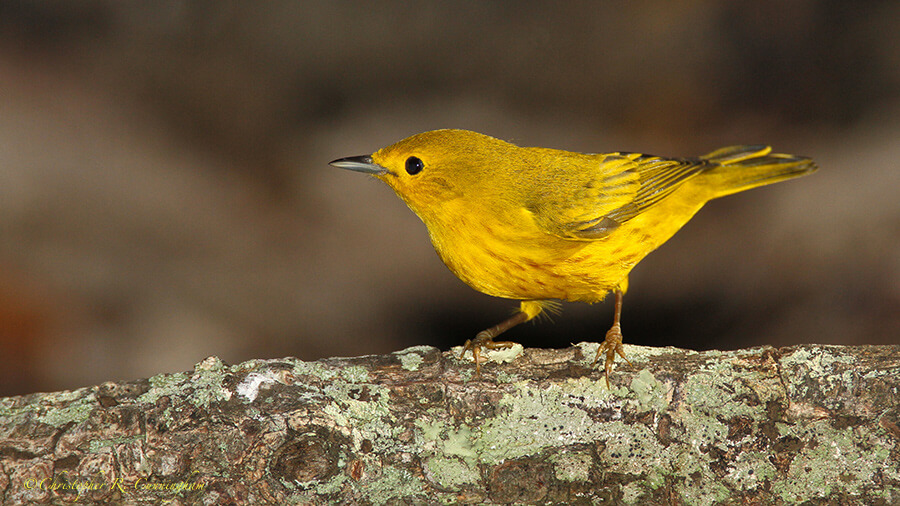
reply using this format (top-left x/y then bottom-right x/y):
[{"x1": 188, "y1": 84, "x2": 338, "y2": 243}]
[{"x1": 331, "y1": 129, "x2": 816, "y2": 384}]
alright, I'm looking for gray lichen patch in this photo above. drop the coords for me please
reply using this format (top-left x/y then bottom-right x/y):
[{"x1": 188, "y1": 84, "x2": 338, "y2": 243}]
[
  {"x1": 137, "y1": 356, "x2": 241, "y2": 409},
  {"x1": 186, "y1": 362, "x2": 234, "y2": 408},
  {"x1": 550, "y1": 451, "x2": 592, "y2": 482},
  {"x1": 781, "y1": 346, "x2": 856, "y2": 375},
  {"x1": 596, "y1": 420, "x2": 665, "y2": 477},
  {"x1": 723, "y1": 450, "x2": 777, "y2": 491},
  {"x1": 88, "y1": 434, "x2": 146, "y2": 453},
  {"x1": 0, "y1": 388, "x2": 95, "y2": 429},
  {"x1": 423, "y1": 455, "x2": 481, "y2": 490},
  {"x1": 392, "y1": 345, "x2": 437, "y2": 372},
  {"x1": 629, "y1": 369, "x2": 671, "y2": 412},
  {"x1": 319, "y1": 382, "x2": 401, "y2": 454},
  {"x1": 35, "y1": 391, "x2": 97, "y2": 427},
  {"x1": 411, "y1": 370, "x2": 690, "y2": 492},
  {"x1": 674, "y1": 349, "x2": 785, "y2": 439},
  {"x1": 290, "y1": 359, "x2": 370, "y2": 384},
  {"x1": 398, "y1": 352, "x2": 424, "y2": 371},
  {"x1": 137, "y1": 372, "x2": 190, "y2": 405},
  {"x1": 466, "y1": 378, "x2": 621, "y2": 464},
  {"x1": 771, "y1": 418, "x2": 900, "y2": 502},
  {"x1": 780, "y1": 346, "x2": 863, "y2": 409},
  {"x1": 267, "y1": 361, "x2": 437, "y2": 502},
  {"x1": 361, "y1": 466, "x2": 429, "y2": 505}
]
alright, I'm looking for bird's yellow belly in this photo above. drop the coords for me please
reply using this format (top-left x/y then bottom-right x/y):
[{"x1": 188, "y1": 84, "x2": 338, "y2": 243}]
[
  {"x1": 428, "y1": 221, "x2": 625, "y2": 303},
  {"x1": 428, "y1": 195, "x2": 707, "y2": 303}
]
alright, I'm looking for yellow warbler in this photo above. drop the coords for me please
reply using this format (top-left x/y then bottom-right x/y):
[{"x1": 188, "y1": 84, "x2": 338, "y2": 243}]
[{"x1": 331, "y1": 129, "x2": 816, "y2": 384}]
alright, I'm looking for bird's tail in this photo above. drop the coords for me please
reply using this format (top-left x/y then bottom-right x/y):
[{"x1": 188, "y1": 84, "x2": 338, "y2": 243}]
[{"x1": 700, "y1": 145, "x2": 817, "y2": 198}]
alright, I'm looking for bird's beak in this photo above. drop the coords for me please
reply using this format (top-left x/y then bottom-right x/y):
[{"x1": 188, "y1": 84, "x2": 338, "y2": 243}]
[{"x1": 329, "y1": 155, "x2": 388, "y2": 175}]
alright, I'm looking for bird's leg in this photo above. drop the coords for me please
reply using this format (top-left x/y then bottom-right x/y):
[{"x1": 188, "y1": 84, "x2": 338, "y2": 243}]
[
  {"x1": 592, "y1": 289, "x2": 633, "y2": 387},
  {"x1": 461, "y1": 312, "x2": 526, "y2": 374},
  {"x1": 461, "y1": 301, "x2": 544, "y2": 373}
]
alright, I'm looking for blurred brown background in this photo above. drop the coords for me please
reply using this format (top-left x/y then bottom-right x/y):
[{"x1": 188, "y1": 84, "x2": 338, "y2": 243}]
[{"x1": 1, "y1": 1, "x2": 897, "y2": 396}]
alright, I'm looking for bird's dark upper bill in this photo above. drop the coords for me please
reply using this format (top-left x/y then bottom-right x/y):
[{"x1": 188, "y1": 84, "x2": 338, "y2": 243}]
[{"x1": 329, "y1": 155, "x2": 387, "y2": 175}]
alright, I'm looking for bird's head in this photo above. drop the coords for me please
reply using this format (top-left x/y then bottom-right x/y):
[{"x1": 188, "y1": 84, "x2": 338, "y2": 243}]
[{"x1": 330, "y1": 129, "x2": 515, "y2": 219}]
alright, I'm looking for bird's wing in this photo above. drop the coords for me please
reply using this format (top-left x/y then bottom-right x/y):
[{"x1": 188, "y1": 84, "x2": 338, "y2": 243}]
[{"x1": 530, "y1": 153, "x2": 711, "y2": 240}]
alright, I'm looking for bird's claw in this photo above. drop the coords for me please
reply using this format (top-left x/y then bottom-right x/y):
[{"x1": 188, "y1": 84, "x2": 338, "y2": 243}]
[
  {"x1": 592, "y1": 323, "x2": 632, "y2": 388},
  {"x1": 460, "y1": 333, "x2": 517, "y2": 375}
]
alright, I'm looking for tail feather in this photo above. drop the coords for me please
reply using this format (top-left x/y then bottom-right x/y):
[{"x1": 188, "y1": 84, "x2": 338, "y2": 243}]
[
  {"x1": 701, "y1": 145, "x2": 771, "y2": 164},
  {"x1": 701, "y1": 145, "x2": 817, "y2": 197}
]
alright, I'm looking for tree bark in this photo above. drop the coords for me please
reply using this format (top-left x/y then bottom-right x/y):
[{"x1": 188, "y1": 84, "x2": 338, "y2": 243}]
[{"x1": 1, "y1": 343, "x2": 899, "y2": 505}]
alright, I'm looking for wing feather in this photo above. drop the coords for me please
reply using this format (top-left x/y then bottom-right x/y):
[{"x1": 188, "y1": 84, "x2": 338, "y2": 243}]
[{"x1": 530, "y1": 152, "x2": 711, "y2": 240}]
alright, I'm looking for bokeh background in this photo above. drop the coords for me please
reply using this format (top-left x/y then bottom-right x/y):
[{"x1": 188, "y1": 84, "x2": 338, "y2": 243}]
[{"x1": 1, "y1": 1, "x2": 898, "y2": 396}]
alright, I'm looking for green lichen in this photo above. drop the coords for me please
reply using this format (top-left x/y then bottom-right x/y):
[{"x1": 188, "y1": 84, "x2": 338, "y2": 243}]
[
  {"x1": 319, "y1": 380, "x2": 407, "y2": 456},
  {"x1": 676, "y1": 360, "x2": 774, "y2": 446},
  {"x1": 398, "y1": 352, "x2": 424, "y2": 372},
  {"x1": 457, "y1": 367, "x2": 475, "y2": 382},
  {"x1": 292, "y1": 360, "x2": 340, "y2": 381},
  {"x1": 780, "y1": 347, "x2": 858, "y2": 404},
  {"x1": 339, "y1": 366, "x2": 371, "y2": 383},
  {"x1": 135, "y1": 362, "x2": 232, "y2": 409},
  {"x1": 289, "y1": 360, "x2": 370, "y2": 383},
  {"x1": 0, "y1": 403, "x2": 35, "y2": 427},
  {"x1": 550, "y1": 451, "x2": 592, "y2": 482},
  {"x1": 411, "y1": 377, "x2": 632, "y2": 469},
  {"x1": 88, "y1": 434, "x2": 146, "y2": 453},
  {"x1": 322, "y1": 382, "x2": 389, "y2": 413},
  {"x1": 599, "y1": 353, "x2": 790, "y2": 504},
  {"x1": 360, "y1": 466, "x2": 427, "y2": 505},
  {"x1": 392, "y1": 345, "x2": 435, "y2": 372},
  {"x1": 442, "y1": 425, "x2": 477, "y2": 460},
  {"x1": 187, "y1": 364, "x2": 233, "y2": 408},
  {"x1": 574, "y1": 342, "x2": 602, "y2": 364},
  {"x1": 771, "y1": 419, "x2": 899, "y2": 502},
  {"x1": 558, "y1": 376, "x2": 618, "y2": 403},
  {"x1": 595, "y1": 420, "x2": 667, "y2": 482},
  {"x1": 36, "y1": 391, "x2": 96, "y2": 427},
  {"x1": 629, "y1": 369, "x2": 670, "y2": 412},
  {"x1": 472, "y1": 378, "x2": 620, "y2": 464},
  {"x1": 671, "y1": 470, "x2": 731, "y2": 506},
  {"x1": 311, "y1": 473, "x2": 348, "y2": 495},
  {"x1": 724, "y1": 451, "x2": 777, "y2": 491},
  {"x1": 782, "y1": 346, "x2": 855, "y2": 373},
  {"x1": 665, "y1": 445, "x2": 727, "y2": 502},
  {"x1": 415, "y1": 417, "x2": 480, "y2": 463},
  {"x1": 138, "y1": 372, "x2": 189, "y2": 405},
  {"x1": 493, "y1": 370, "x2": 522, "y2": 383},
  {"x1": 423, "y1": 455, "x2": 481, "y2": 489},
  {"x1": 415, "y1": 417, "x2": 446, "y2": 446},
  {"x1": 620, "y1": 481, "x2": 647, "y2": 504}
]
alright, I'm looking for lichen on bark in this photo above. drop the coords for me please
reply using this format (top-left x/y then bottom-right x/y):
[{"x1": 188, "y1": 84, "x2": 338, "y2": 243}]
[{"x1": 1, "y1": 343, "x2": 899, "y2": 504}]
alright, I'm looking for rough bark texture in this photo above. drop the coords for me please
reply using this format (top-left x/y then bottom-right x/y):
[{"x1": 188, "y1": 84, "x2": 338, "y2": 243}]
[{"x1": 1, "y1": 343, "x2": 898, "y2": 505}]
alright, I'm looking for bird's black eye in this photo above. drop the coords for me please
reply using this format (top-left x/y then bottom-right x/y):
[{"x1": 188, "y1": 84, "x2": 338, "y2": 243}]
[{"x1": 405, "y1": 156, "x2": 424, "y2": 175}]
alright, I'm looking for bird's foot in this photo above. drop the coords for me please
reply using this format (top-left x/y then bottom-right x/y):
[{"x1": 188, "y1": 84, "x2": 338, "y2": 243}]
[
  {"x1": 460, "y1": 331, "x2": 517, "y2": 375},
  {"x1": 592, "y1": 323, "x2": 633, "y2": 388}
]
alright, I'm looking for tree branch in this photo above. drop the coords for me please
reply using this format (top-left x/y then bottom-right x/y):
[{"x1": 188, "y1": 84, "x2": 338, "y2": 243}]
[{"x1": 2, "y1": 343, "x2": 899, "y2": 504}]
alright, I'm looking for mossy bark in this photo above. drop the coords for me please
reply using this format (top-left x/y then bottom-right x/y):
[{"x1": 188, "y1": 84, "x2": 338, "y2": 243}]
[{"x1": 1, "y1": 343, "x2": 899, "y2": 505}]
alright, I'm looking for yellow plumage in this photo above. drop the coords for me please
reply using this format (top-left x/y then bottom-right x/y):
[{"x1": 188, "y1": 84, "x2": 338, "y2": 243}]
[{"x1": 331, "y1": 129, "x2": 816, "y2": 384}]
